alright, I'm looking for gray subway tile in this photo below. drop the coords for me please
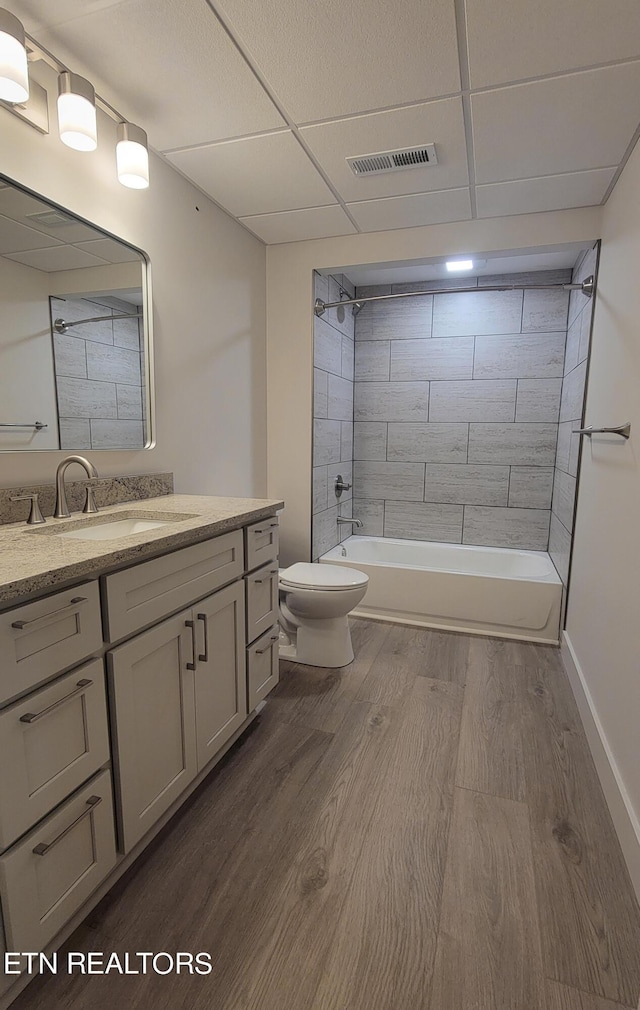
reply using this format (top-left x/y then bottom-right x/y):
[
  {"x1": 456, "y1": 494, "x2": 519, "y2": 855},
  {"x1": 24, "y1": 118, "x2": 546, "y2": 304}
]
[
  {"x1": 341, "y1": 421, "x2": 353, "y2": 462},
  {"x1": 432, "y1": 289, "x2": 523, "y2": 337},
  {"x1": 515, "y1": 378, "x2": 562, "y2": 422},
  {"x1": 355, "y1": 381, "x2": 429, "y2": 422},
  {"x1": 314, "y1": 271, "x2": 329, "y2": 304},
  {"x1": 86, "y1": 342, "x2": 141, "y2": 385},
  {"x1": 351, "y1": 499, "x2": 384, "y2": 536},
  {"x1": 473, "y1": 332, "x2": 565, "y2": 380},
  {"x1": 549, "y1": 513, "x2": 572, "y2": 585},
  {"x1": 387, "y1": 422, "x2": 468, "y2": 463},
  {"x1": 424, "y1": 464, "x2": 509, "y2": 505},
  {"x1": 327, "y1": 373, "x2": 353, "y2": 422},
  {"x1": 116, "y1": 384, "x2": 143, "y2": 420},
  {"x1": 355, "y1": 295, "x2": 433, "y2": 340},
  {"x1": 58, "y1": 417, "x2": 91, "y2": 450},
  {"x1": 56, "y1": 376, "x2": 117, "y2": 419},
  {"x1": 564, "y1": 315, "x2": 581, "y2": 375},
  {"x1": 90, "y1": 419, "x2": 144, "y2": 449},
  {"x1": 53, "y1": 333, "x2": 87, "y2": 378},
  {"x1": 313, "y1": 419, "x2": 342, "y2": 465},
  {"x1": 477, "y1": 269, "x2": 571, "y2": 288},
  {"x1": 313, "y1": 368, "x2": 328, "y2": 418},
  {"x1": 559, "y1": 361, "x2": 587, "y2": 422},
  {"x1": 429, "y1": 380, "x2": 516, "y2": 422},
  {"x1": 354, "y1": 422, "x2": 387, "y2": 461},
  {"x1": 384, "y1": 501, "x2": 463, "y2": 543},
  {"x1": 390, "y1": 336, "x2": 474, "y2": 381},
  {"x1": 463, "y1": 506, "x2": 550, "y2": 550},
  {"x1": 355, "y1": 341, "x2": 390, "y2": 381},
  {"x1": 578, "y1": 302, "x2": 594, "y2": 363},
  {"x1": 312, "y1": 505, "x2": 339, "y2": 560},
  {"x1": 113, "y1": 316, "x2": 141, "y2": 350},
  {"x1": 555, "y1": 421, "x2": 581, "y2": 477},
  {"x1": 341, "y1": 336, "x2": 354, "y2": 380},
  {"x1": 468, "y1": 423, "x2": 557, "y2": 466},
  {"x1": 314, "y1": 315, "x2": 343, "y2": 375},
  {"x1": 508, "y1": 467, "x2": 554, "y2": 508},
  {"x1": 51, "y1": 297, "x2": 114, "y2": 345},
  {"x1": 327, "y1": 275, "x2": 355, "y2": 338},
  {"x1": 552, "y1": 469, "x2": 577, "y2": 533},
  {"x1": 313, "y1": 466, "x2": 328, "y2": 514},
  {"x1": 354, "y1": 461, "x2": 425, "y2": 500},
  {"x1": 522, "y1": 288, "x2": 569, "y2": 332}
]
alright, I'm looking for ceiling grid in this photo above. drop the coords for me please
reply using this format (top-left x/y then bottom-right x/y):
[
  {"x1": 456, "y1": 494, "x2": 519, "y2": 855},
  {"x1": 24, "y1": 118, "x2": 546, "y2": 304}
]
[{"x1": 11, "y1": 0, "x2": 640, "y2": 244}]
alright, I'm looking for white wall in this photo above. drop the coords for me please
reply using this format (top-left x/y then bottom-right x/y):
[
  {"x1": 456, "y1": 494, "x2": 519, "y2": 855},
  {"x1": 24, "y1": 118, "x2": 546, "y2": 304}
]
[
  {"x1": 266, "y1": 208, "x2": 602, "y2": 566},
  {"x1": 0, "y1": 84, "x2": 266, "y2": 497},
  {"x1": 0, "y1": 258, "x2": 58, "y2": 450},
  {"x1": 564, "y1": 139, "x2": 640, "y2": 897}
]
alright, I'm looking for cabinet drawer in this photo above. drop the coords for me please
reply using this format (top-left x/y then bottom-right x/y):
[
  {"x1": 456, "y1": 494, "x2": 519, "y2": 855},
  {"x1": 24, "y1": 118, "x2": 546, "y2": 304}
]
[
  {"x1": 245, "y1": 563, "x2": 279, "y2": 644},
  {"x1": 0, "y1": 582, "x2": 102, "y2": 705},
  {"x1": 0, "y1": 659, "x2": 109, "y2": 852},
  {"x1": 245, "y1": 517, "x2": 279, "y2": 572},
  {"x1": 247, "y1": 626, "x2": 280, "y2": 711},
  {"x1": 103, "y1": 530, "x2": 243, "y2": 642},
  {"x1": 0, "y1": 769, "x2": 116, "y2": 952}
]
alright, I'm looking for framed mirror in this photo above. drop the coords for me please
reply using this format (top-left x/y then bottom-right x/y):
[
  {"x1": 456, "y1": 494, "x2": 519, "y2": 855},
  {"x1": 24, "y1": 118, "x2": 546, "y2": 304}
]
[{"x1": 0, "y1": 174, "x2": 153, "y2": 451}]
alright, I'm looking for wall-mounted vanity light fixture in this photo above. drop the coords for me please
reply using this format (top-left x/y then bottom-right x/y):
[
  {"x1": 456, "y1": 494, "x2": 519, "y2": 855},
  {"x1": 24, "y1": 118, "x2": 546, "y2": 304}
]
[
  {"x1": 0, "y1": 5, "x2": 150, "y2": 189},
  {"x1": 0, "y1": 7, "x2": 29, "y2": 103}
]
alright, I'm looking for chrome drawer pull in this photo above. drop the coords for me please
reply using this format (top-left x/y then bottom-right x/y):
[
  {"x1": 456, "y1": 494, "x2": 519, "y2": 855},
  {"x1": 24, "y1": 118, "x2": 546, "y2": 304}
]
[
  {"x1": 20, "y1": 678, "x2": 93, "y2": 724},
  {"x1": 11, "y1": 596, "x2": 88, "y2": 631},
  {"x1": 33, "y1": 795, "x2": 102, "y2": 856},
  {"x1": 185, "y1": 620, "x2": 197, "y2": 671},
  {"x1": 253, "y1": 523, "x2": 278, "y2": 534},
  {"x1": 255, "y1": 635, "x2": 279, "y2": 655},
  {"x1": 197, "y1": 613, "x2": 209, "y2": 663},
  {"x1": 253, "y1": 570, "x2": 278, "y2": 584}
]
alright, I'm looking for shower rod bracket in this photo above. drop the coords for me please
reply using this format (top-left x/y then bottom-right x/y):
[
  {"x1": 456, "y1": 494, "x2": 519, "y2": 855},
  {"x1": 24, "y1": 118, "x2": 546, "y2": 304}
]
[{"x1": 314, "y1": 275, "x2": 595, "y2": 317}]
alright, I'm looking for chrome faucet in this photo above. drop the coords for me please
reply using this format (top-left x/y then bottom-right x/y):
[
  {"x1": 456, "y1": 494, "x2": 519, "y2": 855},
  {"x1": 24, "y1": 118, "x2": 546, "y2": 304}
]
[
  {"x1": 54, "y1": 455, "x2": 100, "y2": 518},
  {"x1": 337, "y1": 516, "x2": 363, "y2": 528}
]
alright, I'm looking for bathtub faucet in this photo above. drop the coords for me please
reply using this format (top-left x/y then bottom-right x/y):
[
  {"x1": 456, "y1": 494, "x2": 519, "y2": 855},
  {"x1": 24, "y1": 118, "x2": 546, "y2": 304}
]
[{"x1": 337, "y1": 516, "x2": 363, "y2": 528}]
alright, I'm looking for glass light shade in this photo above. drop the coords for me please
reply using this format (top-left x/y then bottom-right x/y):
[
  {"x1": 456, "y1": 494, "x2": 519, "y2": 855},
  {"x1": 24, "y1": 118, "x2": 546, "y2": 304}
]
[
  {"x1": 116, "y1": 122, "x2": 149, "y2": 189},
  {"x1": 0, "y1": 9, "x2": 29, "y2": 104},
  {"x1": 57, "y1": 72, "x2": 97, "y2": 151}
]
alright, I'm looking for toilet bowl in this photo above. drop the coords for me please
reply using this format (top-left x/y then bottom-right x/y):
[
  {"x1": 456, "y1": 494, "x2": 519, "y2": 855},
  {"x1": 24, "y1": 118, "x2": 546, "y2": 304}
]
[{"x1": 278, "y1": 562, "x2": 369, "y2": 668}]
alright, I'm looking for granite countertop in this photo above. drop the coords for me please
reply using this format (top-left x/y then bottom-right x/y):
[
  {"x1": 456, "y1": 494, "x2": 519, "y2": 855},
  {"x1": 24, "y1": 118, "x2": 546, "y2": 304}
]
[{"x1": 0, "y1": 494, "x2": 284, "y2": 607}]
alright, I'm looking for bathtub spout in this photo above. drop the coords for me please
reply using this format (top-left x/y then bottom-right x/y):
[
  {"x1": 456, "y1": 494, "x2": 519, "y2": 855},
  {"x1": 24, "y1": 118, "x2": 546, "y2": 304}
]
[{"x1": 337, "y1": 517, "x2": 363, "y2": 528}]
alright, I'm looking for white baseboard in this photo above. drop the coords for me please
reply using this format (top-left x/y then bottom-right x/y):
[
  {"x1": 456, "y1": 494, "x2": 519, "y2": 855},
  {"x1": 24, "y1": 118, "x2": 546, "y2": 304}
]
[{"x1": 561, "y1": 632, "x2": 640, "y2": 902}]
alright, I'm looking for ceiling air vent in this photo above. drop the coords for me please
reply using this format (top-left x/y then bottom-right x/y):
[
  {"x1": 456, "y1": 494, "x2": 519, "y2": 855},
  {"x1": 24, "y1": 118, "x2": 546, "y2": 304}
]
[
  {"x1": 25, "y1": 209, "x2": 75, "y2": 228},
  {"x1": 347, "y1": 143, "x2": 437, "y2": 177}
]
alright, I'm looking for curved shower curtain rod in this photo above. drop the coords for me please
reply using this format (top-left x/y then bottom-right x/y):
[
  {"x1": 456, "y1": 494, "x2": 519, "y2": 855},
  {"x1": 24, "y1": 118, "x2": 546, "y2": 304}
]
[{"x1": 314, "y1": 275, "x2": 595, "y2": 317}]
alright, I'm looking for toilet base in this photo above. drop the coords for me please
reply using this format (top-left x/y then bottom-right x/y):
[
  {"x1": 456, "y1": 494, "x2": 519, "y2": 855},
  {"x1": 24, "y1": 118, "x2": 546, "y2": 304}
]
[{"x1": 278, "y1": 615, "x2": 354, "y2": 668}]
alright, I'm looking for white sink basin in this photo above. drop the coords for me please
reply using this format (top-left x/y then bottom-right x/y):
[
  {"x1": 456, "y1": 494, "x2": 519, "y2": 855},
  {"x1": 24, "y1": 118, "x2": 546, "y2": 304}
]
[{"x1": 57, "y1": 518, "x2": 172, "y2": 541}]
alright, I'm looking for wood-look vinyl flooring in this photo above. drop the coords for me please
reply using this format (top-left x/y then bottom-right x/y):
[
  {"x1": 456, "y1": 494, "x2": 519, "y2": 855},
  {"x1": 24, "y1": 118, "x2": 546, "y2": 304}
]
[{"x1": 12, "y1": 619, "x2": 640, "y2": 1010}]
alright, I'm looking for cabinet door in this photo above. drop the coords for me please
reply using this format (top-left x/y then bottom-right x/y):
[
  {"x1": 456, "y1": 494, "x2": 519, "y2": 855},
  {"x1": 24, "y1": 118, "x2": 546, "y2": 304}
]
[
  {"x1": 194, "y1": 582, "x2": 247, "y2": 771},
  {"x1": 108, "y1": 612, "x2": 197, "y2": 853},
  {"x1": 247, "y1": 626, "x2": 280, "y2": 711},
  {"x1": 0, "y1": 658, "x2": 110, "y2": 851},
  {"x1": 245, "y1": 563, "x2": 279, "y2": 644},
  {"x1": 0, "y1": 769, "x2": 116, "y2": 952}
]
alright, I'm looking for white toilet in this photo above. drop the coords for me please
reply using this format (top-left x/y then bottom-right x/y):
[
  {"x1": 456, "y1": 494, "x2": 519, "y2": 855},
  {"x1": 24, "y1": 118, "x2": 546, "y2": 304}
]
[{"x1": 278, "y1": 562, "x2": 369, "y2": 668}]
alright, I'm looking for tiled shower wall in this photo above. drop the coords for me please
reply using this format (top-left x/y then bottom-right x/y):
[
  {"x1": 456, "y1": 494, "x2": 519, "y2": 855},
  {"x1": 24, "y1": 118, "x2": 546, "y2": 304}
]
[
  {"x1": 550, "y1": 244, "x2": 598, "y2": 584},
  {"x1": 51, "y1": 294, "x2": 145, "y2": 450},
  {"x1": 352, "y1": 271, "x2": 572, "y2": 551},
  {"x1": 312, "y1": 272, "x2": 355, "y2": 560}
]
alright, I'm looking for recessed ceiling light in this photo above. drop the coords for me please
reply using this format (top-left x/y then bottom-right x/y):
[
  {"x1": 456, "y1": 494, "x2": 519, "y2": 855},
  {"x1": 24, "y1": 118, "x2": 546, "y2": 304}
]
[{"x1": 446, "y1": 259, "x2": 474, "y2": 272}]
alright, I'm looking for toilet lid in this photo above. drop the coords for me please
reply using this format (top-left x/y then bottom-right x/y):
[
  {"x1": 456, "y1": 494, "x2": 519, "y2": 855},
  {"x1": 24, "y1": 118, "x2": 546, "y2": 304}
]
[{"x1": 280, "y1": 562, "x2": 369, "y2": 590}]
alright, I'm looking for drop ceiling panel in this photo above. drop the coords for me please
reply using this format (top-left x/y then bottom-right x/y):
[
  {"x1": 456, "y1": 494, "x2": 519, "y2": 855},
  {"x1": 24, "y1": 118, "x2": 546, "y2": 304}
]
[
  {"x1": 466, "y1": 0, "x2": 640, "y2": 89},
  {"x1": 167, "y1": 132, "x2": 337, "y2": 217},
  {"x1": 0, "y1": 216, "x2": 62, "y2": 254},
  {"x1": 20, "y1": 1, "x2": 128, "y2": 34},
  {"x1": 239, "y1": 206, "x2": 357, "y2": 244},
  {"x1": 347, "y1": 189, "x2": 472, "y2": 232},
  {"x1": 34, "y1": 0, "x2": 284, "y2": 150},
  {"x1": 5, "y1": 246, "x2": 108, "y2": 271},
  {"x1": 212, "y1": 0, "x2": 461, "y2": 122},
  {"x1": 472, "y1": 63, "x2": 640, "y2": 184},
  {"x1": 476, "y1": 168, "x2": 617, "y2": 219},
  {"x1": 75, "y1": 239, "x2": 141, "y2": 263},
  {"x1": 300, "y1": 99, "x2": 468, "y2": 202}
]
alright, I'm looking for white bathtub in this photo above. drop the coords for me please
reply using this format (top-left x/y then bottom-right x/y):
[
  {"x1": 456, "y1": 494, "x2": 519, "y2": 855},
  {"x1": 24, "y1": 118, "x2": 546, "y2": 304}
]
[{"x1": 320, "y1": 536, "x2": 562, "y2": 644}]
